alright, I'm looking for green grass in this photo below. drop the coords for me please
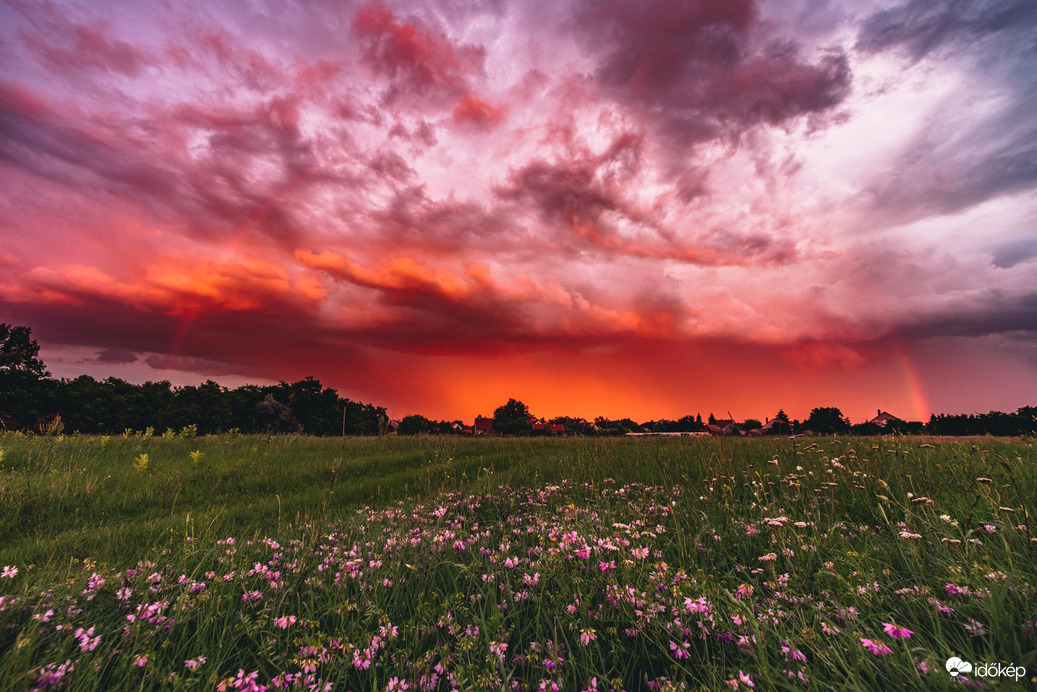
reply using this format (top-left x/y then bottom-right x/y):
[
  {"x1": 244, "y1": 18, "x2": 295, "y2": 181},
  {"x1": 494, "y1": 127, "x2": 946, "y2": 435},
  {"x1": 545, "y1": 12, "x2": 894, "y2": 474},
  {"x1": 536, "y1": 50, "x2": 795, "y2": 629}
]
[
  {"x1": 0, "y1": 432, "x2": 1035, "y2": 690},
  {"x1": 0, "y1": 433, "x2": 783, "y2": 570}
]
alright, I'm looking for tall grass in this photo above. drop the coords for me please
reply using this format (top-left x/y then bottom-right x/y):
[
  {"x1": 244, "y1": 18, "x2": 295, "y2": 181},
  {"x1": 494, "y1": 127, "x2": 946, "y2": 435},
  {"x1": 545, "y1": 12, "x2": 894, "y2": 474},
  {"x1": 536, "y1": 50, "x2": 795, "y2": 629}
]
[{"x1": 0, "y1": 432, "x2": 1035, "y2": 690}]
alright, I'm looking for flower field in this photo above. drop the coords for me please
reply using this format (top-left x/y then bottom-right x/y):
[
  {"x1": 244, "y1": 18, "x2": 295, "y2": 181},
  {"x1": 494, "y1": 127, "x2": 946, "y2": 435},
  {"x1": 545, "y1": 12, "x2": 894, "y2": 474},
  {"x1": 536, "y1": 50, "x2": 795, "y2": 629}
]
[{"x1": 0, "y1": 434, "x2": 1035, "y2": 690}]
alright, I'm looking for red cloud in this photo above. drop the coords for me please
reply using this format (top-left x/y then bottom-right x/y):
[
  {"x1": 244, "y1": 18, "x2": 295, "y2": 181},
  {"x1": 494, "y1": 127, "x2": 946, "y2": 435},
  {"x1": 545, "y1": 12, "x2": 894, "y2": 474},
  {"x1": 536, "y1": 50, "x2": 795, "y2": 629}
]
[
  {"x1": 353, "y1": 1, "x2": 486, "y2": 105},
  {"x1": 452, "y1": 95, "x2": 506, "y2": 128},
  {"x1": 296, "y1": 249, "x2": 476, "y2": 304},
  {"x1": 20, "y1": 255, "x2": 319, "y2": 320}
]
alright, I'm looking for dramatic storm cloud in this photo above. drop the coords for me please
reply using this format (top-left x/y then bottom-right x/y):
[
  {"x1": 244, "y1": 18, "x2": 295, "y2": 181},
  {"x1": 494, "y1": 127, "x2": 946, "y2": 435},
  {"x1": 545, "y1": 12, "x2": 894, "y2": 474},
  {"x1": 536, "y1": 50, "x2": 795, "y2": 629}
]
[{"x1": 2, "y1": 0, "x2": 1036, "y2": 422}]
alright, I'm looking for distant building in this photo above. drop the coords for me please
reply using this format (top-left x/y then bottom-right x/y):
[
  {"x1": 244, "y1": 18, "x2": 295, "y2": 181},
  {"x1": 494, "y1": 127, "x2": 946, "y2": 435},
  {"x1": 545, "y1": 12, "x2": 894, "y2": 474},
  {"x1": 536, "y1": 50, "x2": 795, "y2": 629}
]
[
  {"x1": 867, "y1": 410, "x2": 903, "y2": 429},
  {"x1": 529, "y1": 417, "x2": 567, "y2": 434},
  {"x1": 705, "y1": 419, "x2": 743, "y2": 436},
  {"x1": 758, "y1": 417, "x2": 792, "y2": 434},
  {"x1": 474, "y1": 416, "x2": 494, "y2": 435}
]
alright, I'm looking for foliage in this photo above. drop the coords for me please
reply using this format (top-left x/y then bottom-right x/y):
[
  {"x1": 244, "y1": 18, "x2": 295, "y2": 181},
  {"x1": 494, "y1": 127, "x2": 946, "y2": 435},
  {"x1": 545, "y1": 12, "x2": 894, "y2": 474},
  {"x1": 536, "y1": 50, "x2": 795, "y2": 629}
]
[
  {"x1": 0, "y1": 323, "x2": 49, "y2": 379},
  {"x1": 0, "y1": 324, "x2": 50, "y2": 429},
  {"x1": 4, "y1": 323, "x2": 1037, "y2": 437},
  {"x1": 804, "y1": 406, "x2": 850, "y2": 434},
  {"x1": 0, "y1": 435, "x2": 1035, "y2": 690},
  {"x1": 929, "y1": 408, "x2": 1037, "y2": 436},
  {"x1": 398, "y1": 414, "x2": 438, "y2": 435},
  {"x1": 492, "y1": 398, "x2": 533, "y2": 435}
]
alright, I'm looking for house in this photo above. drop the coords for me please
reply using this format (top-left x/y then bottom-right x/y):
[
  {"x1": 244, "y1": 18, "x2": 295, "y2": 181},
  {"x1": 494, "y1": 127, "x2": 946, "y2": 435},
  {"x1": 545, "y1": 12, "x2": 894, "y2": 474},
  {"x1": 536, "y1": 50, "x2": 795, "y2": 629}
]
[
  {"x1": 705, "y1": 419, "x2": 743, "y2": 436},
  {"x1": 867, "y1": 410, "x2": 902, "y2": 429},
  {"x1": 474, "y1": 416, "x2": 494, "y2": 435},
  {"x1": 529, "y1": 417, "x2": 566, "y2": 434},
  {"x1": 759, "y1": 417, "x2": 793, "y2": 434}
]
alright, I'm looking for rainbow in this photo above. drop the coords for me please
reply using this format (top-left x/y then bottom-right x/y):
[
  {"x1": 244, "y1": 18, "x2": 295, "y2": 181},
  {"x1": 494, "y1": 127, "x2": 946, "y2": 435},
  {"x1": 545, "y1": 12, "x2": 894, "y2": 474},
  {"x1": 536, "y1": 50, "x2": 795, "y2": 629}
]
[{"x1": 893, "y1": 335, "x2": 931, "y2": 421}]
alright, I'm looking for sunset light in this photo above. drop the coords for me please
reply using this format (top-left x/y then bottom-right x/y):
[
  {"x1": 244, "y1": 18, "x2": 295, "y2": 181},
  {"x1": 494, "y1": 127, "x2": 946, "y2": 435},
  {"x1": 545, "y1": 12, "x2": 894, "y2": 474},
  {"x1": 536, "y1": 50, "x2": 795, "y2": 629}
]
[{"x1": 3, "y1": 0, "x2": 1036, "y2": 423}]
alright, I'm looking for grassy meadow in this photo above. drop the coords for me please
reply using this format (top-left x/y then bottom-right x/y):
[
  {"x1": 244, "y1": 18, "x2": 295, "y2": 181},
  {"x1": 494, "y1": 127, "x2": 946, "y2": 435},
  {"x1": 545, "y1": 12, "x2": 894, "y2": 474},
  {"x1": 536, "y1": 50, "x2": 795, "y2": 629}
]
[{"x1": 0, "y1": 432, "x2": 1035, "y2": 690}]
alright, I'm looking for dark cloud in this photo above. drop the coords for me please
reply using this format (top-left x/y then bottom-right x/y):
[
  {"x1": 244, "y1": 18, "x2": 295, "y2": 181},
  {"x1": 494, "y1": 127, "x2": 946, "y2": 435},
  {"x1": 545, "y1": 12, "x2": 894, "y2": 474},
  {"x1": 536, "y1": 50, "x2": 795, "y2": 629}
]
[
  {"x1": 351, "y1": 184, "x2": 520, "y2": 256},
  {"x1": 387, "y1": 119, "x2": 438, "y2": 147},
  {"x1": 353, "y1": 0, "x2": 486, "y2": 107},
  {"x1": 571, "y1": 0, "x2": 851, "y2": 146},
  {"x1": 900, "y1": 291, "x2": 1037, "y2": 340},
  {"x1": 367, "y1": 148, "x2": 416, "y2": 182},
  {"x1": 498, "y1": 158, "x2": 617, "y2": 226},
  {"x1": 94, "y1": 348, "x2": 138, "y2": 365},
  {"x1": 861, "y1": 102, "x2": 1037, "y2": 224},
  {"x1": 0, "y1": 80, "x2": 181, "y2": 199},
  {"x1": 0, "y1": 75, "x2": 330, "y2": 247},
  {"x1": 992, "y1": 239, "x2": 1037, "y2": 269},
  {"x1": 856, "y1": 0, "x2": 1037, "y2": 61},
  {"x1": 495, "y1": 148, "x2": 797, "y2": 266}
]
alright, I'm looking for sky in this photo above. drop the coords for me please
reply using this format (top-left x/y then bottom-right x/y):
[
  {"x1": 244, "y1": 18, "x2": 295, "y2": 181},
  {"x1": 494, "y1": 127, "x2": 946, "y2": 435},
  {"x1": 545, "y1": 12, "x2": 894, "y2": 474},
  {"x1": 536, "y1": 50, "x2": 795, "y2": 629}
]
[{"x1": 2, "y1": 0, "x2": 1037, "y2": 424}]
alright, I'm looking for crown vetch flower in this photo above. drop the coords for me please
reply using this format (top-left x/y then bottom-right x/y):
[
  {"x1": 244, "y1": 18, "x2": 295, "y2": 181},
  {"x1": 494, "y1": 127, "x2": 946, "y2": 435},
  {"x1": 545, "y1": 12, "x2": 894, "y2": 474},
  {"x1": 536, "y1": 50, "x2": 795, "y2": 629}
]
[{"x1": 882, "y1": 622, "x2": 913, "y2": 639}]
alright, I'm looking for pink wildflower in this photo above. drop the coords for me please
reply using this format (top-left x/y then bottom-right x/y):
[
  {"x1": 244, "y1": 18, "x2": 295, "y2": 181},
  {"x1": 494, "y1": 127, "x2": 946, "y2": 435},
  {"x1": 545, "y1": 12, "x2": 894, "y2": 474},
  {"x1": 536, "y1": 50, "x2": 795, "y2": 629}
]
[
  {"x1": 882, "y1": 622, "x2": 913, "y2": 639},
  {"x1": 34, "y1": 659, "x2": 74, "y2": 687},
  {"x1": 489, "y1": 640, "x2": 508, "y2": 662},
  {"x1": 860, "y1": 638, "x2": 892, "y2": 656},
  {"x1": 669, "y1": 640, "x2": 690, "y2": 660},
  {"x1": 1, "y1": 566, "x2": 17, "y2": 579}
]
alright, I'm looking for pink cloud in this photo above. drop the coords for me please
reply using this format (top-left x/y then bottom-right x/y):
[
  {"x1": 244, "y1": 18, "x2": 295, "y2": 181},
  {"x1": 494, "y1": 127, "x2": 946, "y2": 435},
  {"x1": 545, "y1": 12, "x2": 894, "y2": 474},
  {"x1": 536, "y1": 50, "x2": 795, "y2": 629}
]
[
  {"x1": 18, "y1": 12, "x2": 153, "y2": 78},
  {"x1": 452, "y1": 95, "x2": 506, "y2": 128},
  {"x1": 353, "y1": 0, "x2": 486, "y2": 106},
  {"x1": 2, "y1": 0, "x2": 1036, "y2": 422}
]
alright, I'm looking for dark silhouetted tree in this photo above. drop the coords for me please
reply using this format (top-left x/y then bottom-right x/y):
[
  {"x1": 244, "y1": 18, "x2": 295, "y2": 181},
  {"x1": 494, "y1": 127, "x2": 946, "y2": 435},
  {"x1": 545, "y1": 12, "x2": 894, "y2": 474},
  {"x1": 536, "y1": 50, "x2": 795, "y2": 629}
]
[
  {"x1": 0, "y1": 323, "x2": 50, "y2": 429},
  {"x1": 493, "y1": 398, "x2": 533, "y2": 435},
  {"x1": 398, "y1": 414, "x2": 437, "y2": 435},
  {"x1": 804, "y1": 407, "x2": 849, "y2": 434},
  {"x1": 255, "y1": 393, "x2": 300, "y2": 433}
]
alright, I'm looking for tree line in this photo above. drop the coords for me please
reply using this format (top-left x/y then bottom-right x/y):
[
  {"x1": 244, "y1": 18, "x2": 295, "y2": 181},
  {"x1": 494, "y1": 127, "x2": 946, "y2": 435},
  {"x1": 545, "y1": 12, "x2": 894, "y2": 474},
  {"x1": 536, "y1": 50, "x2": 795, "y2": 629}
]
[
  {"x1": 0, "y1": 324, "x2": 386, "y2": 435},
  {"x1": 2, "y1": 324, "x2": 1036, "y2": 436}
]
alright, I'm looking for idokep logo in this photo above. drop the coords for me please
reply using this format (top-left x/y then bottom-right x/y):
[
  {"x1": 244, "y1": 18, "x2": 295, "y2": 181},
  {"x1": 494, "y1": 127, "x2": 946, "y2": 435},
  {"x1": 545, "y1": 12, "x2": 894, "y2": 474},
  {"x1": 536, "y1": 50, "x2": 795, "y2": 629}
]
[{"x1": 946, "y1": 656, "x2": 1027, "y2": 683}]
